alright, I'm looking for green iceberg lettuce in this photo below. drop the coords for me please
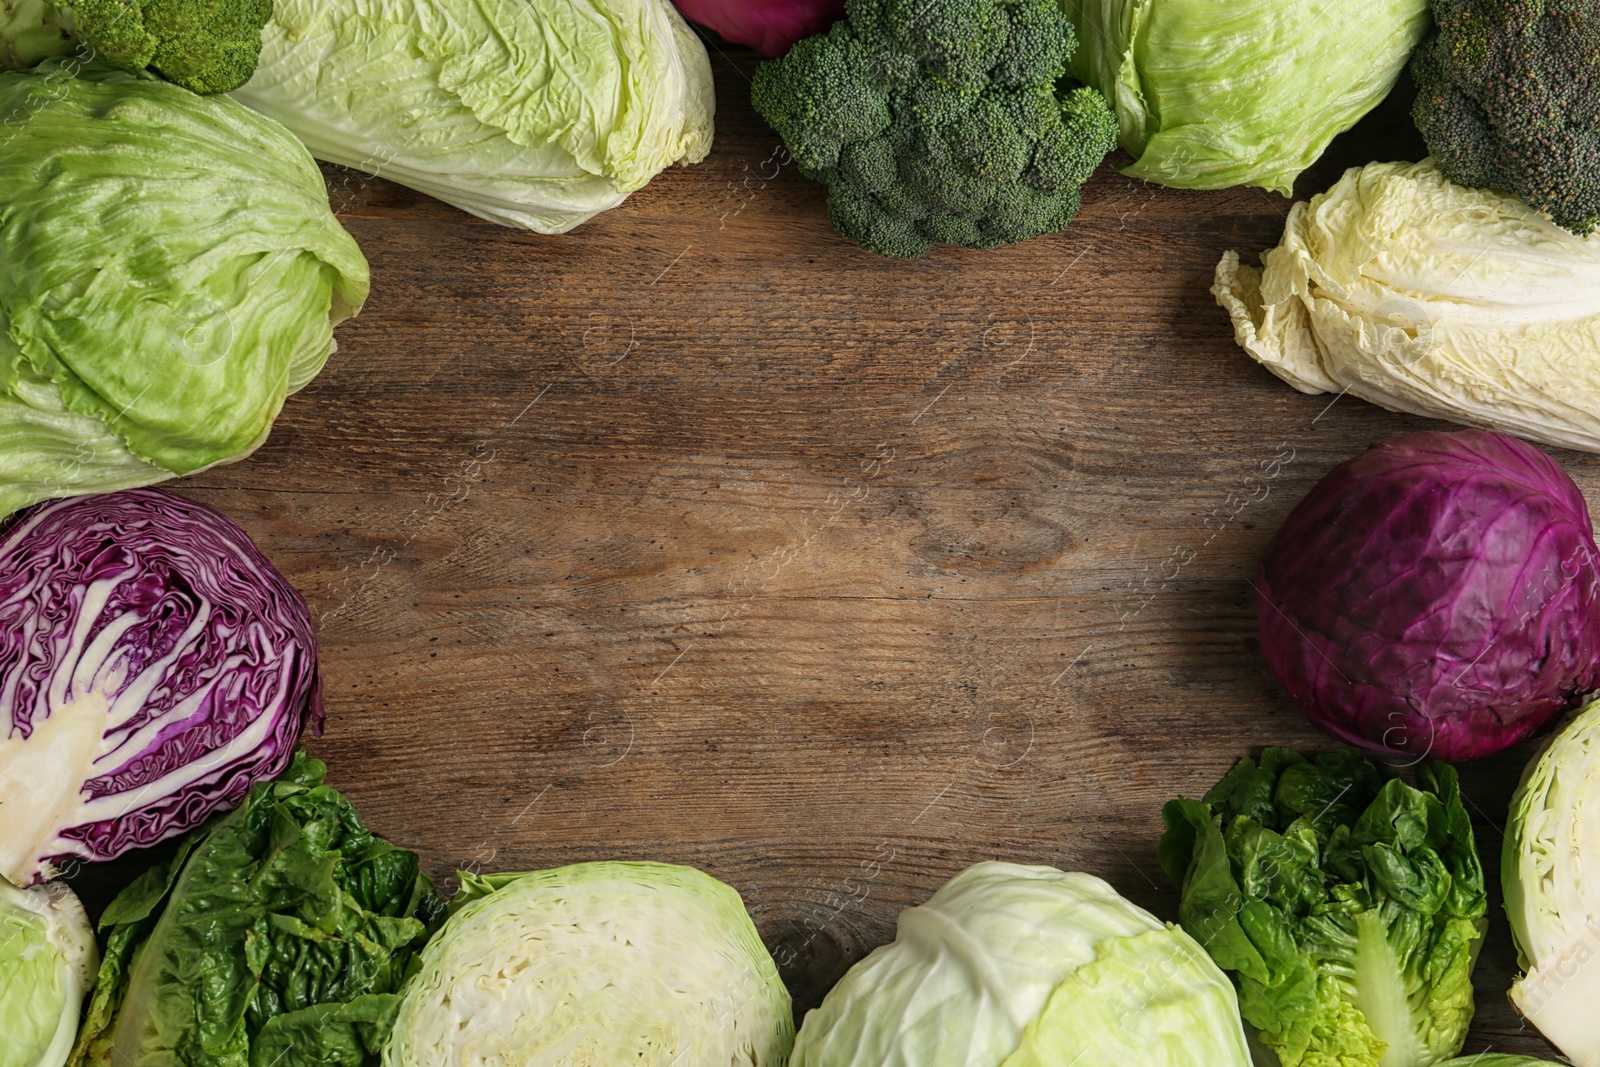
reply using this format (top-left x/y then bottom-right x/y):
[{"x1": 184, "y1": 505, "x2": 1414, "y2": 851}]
[
  {"x1": 1062, "y1": 0, "x2": 1429, "y2": 194},
  {"x1": 0, "y1": 62, "x2": 368, "y2": 521},
  {"x1": 791, "y1": 861, "x2": 1252, "y2": 1067}
]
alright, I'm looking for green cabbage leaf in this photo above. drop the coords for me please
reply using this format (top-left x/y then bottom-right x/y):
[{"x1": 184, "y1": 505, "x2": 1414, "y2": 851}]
[
  {"x1": 1214, "y1": 159, "x2": 1600, "y2": 453},
  {"x1": 1160, "y1": 750, "x2": 1487, "y2": 1067},
  {"x1": 0, "y1": 62, "x2": 368, "y2": 521},
  {"x1": 1, "y1": 879, "x2": 97, "y2": 1067},
  {"x1": 791, "y1": 861, "x2": 1251, "y2": 1067},
  {"x1": 68, "y1": 753, "x2": 446, "y2": 1067},
  {"x1": 0, "y1": 1, "x2": 76, "y2": 68},
  {"x1": 384, "y1": 862, "x2": 793, "y2": 1066},
  {"x1": 233, "y1": 0, "x2": 715, "y2": 233},
  {"x1": 1062, "y1": 0, "x2": 1429, "y2": 194},
  {"x1": 1504, "y1": 700, "x2": 1600, "y2": 1067}
]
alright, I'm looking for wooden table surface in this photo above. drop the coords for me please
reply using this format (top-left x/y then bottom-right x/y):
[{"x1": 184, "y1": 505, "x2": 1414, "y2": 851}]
[{"x1": 70, "y1": 48, "x2": 1574, "y2": 1059}]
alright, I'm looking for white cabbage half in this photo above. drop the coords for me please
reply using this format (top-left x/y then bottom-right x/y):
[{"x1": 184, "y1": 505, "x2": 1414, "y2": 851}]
[
  {"x1": 1214, "y1": 158, "x2": 1600, "y2": 452},
  {"x1": 383, "y1": 862, "x2": 793, "y2": 1065},
  {"x1": 1505, "y1": 700, "x2": 1600, "y2": 1067},
  {"x1": 0, "y1": 879, "x2": 97, "y2": 1067},
  {"x1": 791, "y1": 861, "x2": 1252, "y2": 1067},
  {"x1": 234, "y1": 0, "x2": 715, "y2": 233}
]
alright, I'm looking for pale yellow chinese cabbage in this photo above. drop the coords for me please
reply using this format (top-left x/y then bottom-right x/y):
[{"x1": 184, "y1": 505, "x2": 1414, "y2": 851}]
[
  {"x1": 1215, "y1": 159, "x2": 1600, "y2": 452},
  {"x1": 234, "y1": 0, "x2": 715, "y2": 233}
]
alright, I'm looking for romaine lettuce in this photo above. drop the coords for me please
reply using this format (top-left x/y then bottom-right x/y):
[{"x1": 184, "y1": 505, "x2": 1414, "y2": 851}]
[
  {"x1": 1161, "y1": 750, "x2": 1488, "y2": 1067},
  {"x1": 68, "y1": 753, "x2": 446, "y2": 1067}
]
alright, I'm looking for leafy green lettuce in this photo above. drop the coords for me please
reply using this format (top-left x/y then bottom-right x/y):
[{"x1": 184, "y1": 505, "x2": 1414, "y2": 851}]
[
  {"x1": 1160, "y1": 750, "x2": 1487, "y2": 1067},
  {"x1": 68, "y1": 753, "x2": 445, "y2": 1067},
  {"x1": 0, "y1": 62, "x2": 368, "y2": 521}
]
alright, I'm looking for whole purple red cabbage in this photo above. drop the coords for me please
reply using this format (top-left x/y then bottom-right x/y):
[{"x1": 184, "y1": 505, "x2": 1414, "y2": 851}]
[
  {"x1": 1258, "y1": 429, "x2": 1600, "y2": 762},
  {"x1": 670, "y1": 0, "x2": 843, "y2": 56},
  {"x1": 0, "y1": 488, "x2": 322, "y2": 885}
]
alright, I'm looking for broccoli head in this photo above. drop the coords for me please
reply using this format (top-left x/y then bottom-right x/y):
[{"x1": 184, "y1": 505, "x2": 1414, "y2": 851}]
[
  {"x1": 751, "y1": 0, "x2": 1117, "y2": 258},
  {"x1": 1412, "y1": 0, "x2": 1600, "y2": 235},
  {"x1": 1, "y1": 0, "x2": 273, "y2": 94}
]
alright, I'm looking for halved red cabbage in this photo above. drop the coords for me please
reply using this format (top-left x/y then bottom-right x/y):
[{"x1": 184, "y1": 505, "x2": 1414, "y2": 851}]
[
  {"x1": 0, "y1": 488, "x2": 321, "y2": 885},
  {"x1": 1258, "y1": 429, "x2": 1600, "y2": 761}
]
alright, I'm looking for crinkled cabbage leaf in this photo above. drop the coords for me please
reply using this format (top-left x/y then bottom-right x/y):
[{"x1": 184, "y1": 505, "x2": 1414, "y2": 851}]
[
  {"x1": 384, "y1": 862, "x2": 793, "y2": 1065},
  {"x1": 1063, "y1": 0, "x2": 1428, "y2": 194},
  {"x1": 233, "y1": 0, "x2": 715, "y2": 232},
  {"x1": 1215, "y1": 159, "x2": 1600, "y2": 452},
  {"x1": 0, "y1": 62, "x2": 368, "y2": 520}
]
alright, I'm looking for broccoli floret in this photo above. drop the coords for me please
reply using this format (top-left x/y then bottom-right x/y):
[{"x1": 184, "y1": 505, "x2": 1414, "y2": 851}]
[
  {"x1": 751, "y1": 0, "x2": 1117, "y2": 258},
  {"x1": 1, "y1": 0, "x2": 273, "y2": 94},
  {"x1": 1412, "y1": 0, "x2": 1600, "y2": 235}
]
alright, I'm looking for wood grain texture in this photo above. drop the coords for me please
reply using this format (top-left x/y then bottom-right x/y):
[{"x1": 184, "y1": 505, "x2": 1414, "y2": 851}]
[{"x1": 68, "y1": 50, "x2": 1580, "y2": 1057}]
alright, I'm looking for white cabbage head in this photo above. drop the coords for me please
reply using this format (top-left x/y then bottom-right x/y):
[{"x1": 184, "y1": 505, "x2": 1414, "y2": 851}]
[
  {"x1": 234, "y1": 0, "x2": 715, "y2": 233},
  {"x1": 791, "y1": 861, "x2": 1252, "y2": 1067},
  {"x1": 383, "y1": 861, "x2": 793, "y2": 1065}
]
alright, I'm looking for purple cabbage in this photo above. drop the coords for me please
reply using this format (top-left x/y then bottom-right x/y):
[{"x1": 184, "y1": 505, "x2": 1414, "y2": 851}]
[
  {"x1": 670, "y1": 0, "x2": 844, "y2": 57},
  {"x1": 0, "y1": 488, "x2": 321, "y2": 885},
  {"x1": 1258, "y1": 429, "x2": 1600, "y2": 762}
]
